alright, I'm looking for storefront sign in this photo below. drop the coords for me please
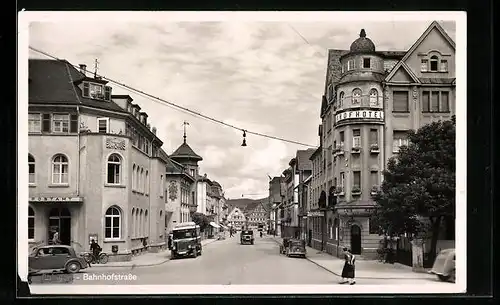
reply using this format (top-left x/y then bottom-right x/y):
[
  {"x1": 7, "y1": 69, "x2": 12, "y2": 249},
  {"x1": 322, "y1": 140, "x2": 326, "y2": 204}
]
[
  {"x1": 335, "y1": 110, "x2": 384, "y2": 124},
  {"x1": 337, "y1": 207, "x2": 373, "y2": 216},
  {"x1": 307, "y1": 211, "x2": 324, "y2": 217},
  {"x1": 29, "y1": 196, "x2": 83, "y2": 202},
  {"x1": 105, "y1": 137, "x2": 126, "y2": 150}
]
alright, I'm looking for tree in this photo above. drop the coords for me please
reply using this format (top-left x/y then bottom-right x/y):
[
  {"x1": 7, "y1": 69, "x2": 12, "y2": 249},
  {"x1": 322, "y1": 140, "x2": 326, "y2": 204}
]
[
  {"x1": 372, "y1": 116, "x2": 455, "y2": 262},
  {"x1": 190, "y1": 212, "x2": 210, "y2": 232}
]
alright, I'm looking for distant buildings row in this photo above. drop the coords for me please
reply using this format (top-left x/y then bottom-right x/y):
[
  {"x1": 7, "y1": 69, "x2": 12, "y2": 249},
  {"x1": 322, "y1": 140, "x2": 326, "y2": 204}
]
[
  {"x1": 269, "y1": 21, "x2": 456, "y2": 262},
  {"x1": 225, "y1": 198, "x2": 269, "y2": 231},
  {"x1": 27, "y1": 59, "x2": 228, "y2": 261}
]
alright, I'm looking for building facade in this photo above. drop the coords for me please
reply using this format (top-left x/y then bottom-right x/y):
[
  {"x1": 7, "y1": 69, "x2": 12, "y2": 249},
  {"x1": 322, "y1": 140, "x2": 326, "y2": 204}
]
[
  {"x1": 293, "y1": 149, "x2": 314, "y2": 241},
  {"x1": 307, "y1": 146, "x2": 324, "y2": 250},
  {"x1": 245, "y1": 201, "x2": 269, "y2": 229},
  {"x1": 227, "y1": 207, "x2": 246, "y2": 230},
  {"x1": 313, "y1": 21, "x2": 455, "y2": 259},
  {"x1": 268, "y1": 177, "x2": 283, "y2": 236},
  {"x1": 28, "y1": 59, "x2": 171, "y2": 261}
]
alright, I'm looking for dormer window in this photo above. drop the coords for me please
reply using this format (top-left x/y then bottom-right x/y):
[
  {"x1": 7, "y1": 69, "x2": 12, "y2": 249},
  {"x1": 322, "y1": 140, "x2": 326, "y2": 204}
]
[
  {"x1": 429, "y1": 55, "x2": 439, "y2": 72},
  {"x1": 82, "y1": 82, "x2": 111, "y2": 101}
]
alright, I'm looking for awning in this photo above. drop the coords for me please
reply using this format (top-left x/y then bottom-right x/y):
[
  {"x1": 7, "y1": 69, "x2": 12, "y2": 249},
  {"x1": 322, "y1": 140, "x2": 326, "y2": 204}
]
[{"x1": 209, "y1": 222, "x2": 220, "y2": 229}]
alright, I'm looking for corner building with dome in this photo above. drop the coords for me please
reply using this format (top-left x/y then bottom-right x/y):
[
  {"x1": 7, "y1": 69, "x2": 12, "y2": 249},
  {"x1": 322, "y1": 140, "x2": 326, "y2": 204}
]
[{"x1": 308, "y1": 21, "x2": 456, "y2": 260}]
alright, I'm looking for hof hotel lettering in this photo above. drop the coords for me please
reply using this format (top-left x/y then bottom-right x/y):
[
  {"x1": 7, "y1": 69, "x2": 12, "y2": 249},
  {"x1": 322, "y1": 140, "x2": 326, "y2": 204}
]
[{"x1": 335, "y1": 110, "x2": 384, "y2": 123}]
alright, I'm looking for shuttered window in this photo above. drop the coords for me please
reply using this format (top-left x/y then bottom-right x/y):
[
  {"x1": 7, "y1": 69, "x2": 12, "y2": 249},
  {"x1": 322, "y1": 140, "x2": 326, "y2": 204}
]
[
  {"x1": 431, "y1": 92, "x2": 440, "y2": 112},
  {"x1": 70, "y1": 114, "x2": 78, "y2": 133},
  {"x1": 83, "y1": 82, "x2": 90, "y2": 97},
  {"x1": 104, "y1": 86, "x2": 112, "y2": 101},
  {"x1": 42, "y1": 113, "x2": 51, "y2": 132},
  {"x1": 441, "y1": 92, "x2": 450, "y2": 112},
  {"x1": 422, "y1": 91, "x2": 430, "y2": 112},
  {"x1": 393, "y1": 91, "x2": 409, "y2": 112}
]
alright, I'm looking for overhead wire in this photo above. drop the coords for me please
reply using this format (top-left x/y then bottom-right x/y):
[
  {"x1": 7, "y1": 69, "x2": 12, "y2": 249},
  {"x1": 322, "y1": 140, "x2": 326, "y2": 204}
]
[{"x1": 29, "y1": 46, "x2": 321, "y2": 149}]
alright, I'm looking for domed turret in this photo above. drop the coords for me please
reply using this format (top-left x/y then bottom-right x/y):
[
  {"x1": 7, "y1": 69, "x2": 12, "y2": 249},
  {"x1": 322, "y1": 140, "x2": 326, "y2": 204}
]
[{"x1": 349, "y1": 29, "x2": 376, "y2": 54}]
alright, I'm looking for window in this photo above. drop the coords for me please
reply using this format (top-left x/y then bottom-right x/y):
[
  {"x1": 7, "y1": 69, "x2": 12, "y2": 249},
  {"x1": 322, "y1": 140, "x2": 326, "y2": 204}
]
[
  {"x1": 441, "y1": 92, "x2": 450, "y2": 112},
  {"x1": 430, "y1": 91, "x2": 440, "y2": 112},
  {"x1": 339, "y1": 92, "x2": 344, "y2": 108},
  {"x1": 52, "y1": 155, "x2": 68, "y2": 184},
  {"x1": 107, "y1": 154, "x2": 121, "y2": 184},
  {"x1": 352, "y1": 88, "x2": 361, "y2": 105},
  {"x1": 353, "y1": 171, "x2": 361, "y2": 188},
  {"x1": 440, "y1": 60, "x2": 448, "y2": 72},
  {"x1": 160, "y1": 175, "x2": 164, "y2": 197},
  {"x1": 393, "y1": 131, "x2": 409, "y2": 152},
  {"x1": 430, "y1": 55, "x2": 439, "y2": 72},
  {"x1": 90, "y1": 83, "x2": 103, "y2": 99},
  {"x1": 28, "y1": 207, "x2": 35, "y2": 240},
  {"x1": 422, "y1": 91, "x2": 430, "y2": 112},
  {"x1": 145, "y1": 170, "x2": 149, "y2": 195},
  {"x1": 370, "y1": 171, "x2": 378, "y2": 187},
  {"x1": 370, "y1": 129, "x2": 378, "y2": 145},
  {"x1": 363, "y1": 58, "x2": 371, "y2": 68},
  {"x1": 52, "y1": 114, "x2": 70, "y2": 133},
  {"x1": 190, "y1": 169, "x2": 195, "y2": 177},
  {"x1": 369, "y1": 89, "x2": 378, "y2": 106},
  {"x1": 29, "y1": 113, "x2": 41, "y2": 133},
  {"x1": 421, "y1": 59, "x2": 428, "y2": 72},
  {"x1": 340, "y1": 172, "x2": 345, "y2": 190},
  {"x1": 328, "y1": 84, "x2": 334, "y2": 102},
  {"x1": 347, "y1": 59, "x2": 354, "y2": 71},
  {"x1": 144, "y1": 210, "x2": 148, "y2": 237},
  {"x1": 131, "y1": 208, "x2": 135, "y2": 237},
  {"x1": 42, "y1": 114, "x2": 51, "y2": 132},
  {"x1": 132, "y1": 164, "x2": 136, "y2": 190},
  {"x1": 97, "y1": 118, "x2": 109, "y2": 133},
  {"x1": 28, "y1": 154, "x2": 35, "y2": 184},
  {"x1": 352, "y1": 129, "x2": 361, "y2": 148},
  {"x1": 139, "y1": 167, "x2": 143, "y2": 193},
  {"x1": 105, "y1": 206, "x2": 121, "y2": 239},
  {"x1": 339, "y1": 131, "x2": 345, "y2": 147},
  {"x1": 393, "y1": 91, "x2": 409, "y2": 112}
]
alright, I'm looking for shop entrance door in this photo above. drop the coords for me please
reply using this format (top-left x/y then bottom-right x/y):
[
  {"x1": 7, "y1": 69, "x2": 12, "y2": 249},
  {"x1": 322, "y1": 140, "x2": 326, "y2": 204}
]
[{"x1": 48, "y1": 207, "x2": 71, "y2": 245}]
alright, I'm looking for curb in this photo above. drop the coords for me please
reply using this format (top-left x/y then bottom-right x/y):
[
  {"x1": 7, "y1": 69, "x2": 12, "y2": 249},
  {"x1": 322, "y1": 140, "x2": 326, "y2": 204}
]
[
  {"x1": 270, "y1": 237, "x2": 432, "y2": 280},
  {"x1": 90, "y1": 238, "x2": 220, "y2": 269}
]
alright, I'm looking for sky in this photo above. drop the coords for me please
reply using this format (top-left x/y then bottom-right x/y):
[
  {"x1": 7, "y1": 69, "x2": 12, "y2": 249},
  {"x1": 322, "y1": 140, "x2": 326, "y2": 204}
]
[{"x1": 27, "y1": 13, "x2": 457, "y2": 200}]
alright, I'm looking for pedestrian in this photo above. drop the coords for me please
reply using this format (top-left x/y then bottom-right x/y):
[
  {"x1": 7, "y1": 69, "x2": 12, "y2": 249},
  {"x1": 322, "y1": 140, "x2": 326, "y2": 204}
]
[
  {"x1": 52, "y1": 229, "x2": 60, "y2": 245},
  {"x1": 340, "y1": 247, "x2": 356, "y2": 285}
]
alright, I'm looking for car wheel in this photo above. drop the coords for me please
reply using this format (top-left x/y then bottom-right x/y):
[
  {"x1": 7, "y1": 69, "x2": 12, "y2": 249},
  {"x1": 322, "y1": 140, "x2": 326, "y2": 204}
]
[
  {"x1": 437, "y1": 274, "x2": 451, "y2": 282},
  {"x1": 99, "y1": 254, "x2": 109, "y2": 264},
  {"x1": 65, "y1": 262, "x2": 81, "y2": 274}
]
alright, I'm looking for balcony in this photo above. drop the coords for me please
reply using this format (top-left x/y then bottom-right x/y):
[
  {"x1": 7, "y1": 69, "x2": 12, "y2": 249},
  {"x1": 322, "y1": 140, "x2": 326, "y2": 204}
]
[
  {"x1": 335, "y1": 186, "x2": 345, "y2": 196},
  {"x1": 335, "y1": 144, "x2": 345, "y2": 156},
  {"x1": 370, "y1": 144, "x2": 380, "y2": 154}
]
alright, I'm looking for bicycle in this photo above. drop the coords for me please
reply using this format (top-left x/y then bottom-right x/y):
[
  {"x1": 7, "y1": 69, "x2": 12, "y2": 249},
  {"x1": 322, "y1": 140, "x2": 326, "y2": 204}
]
[{"x1": 83, "y1": 251, "x2": 109, "y2": 264}]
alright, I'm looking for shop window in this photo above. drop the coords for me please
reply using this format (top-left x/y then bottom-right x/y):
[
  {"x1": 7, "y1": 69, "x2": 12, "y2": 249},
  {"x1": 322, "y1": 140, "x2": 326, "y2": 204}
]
[
  {"x1": 107, "y1": 154, "x2": 121, "y2": 184},
  {"x1": 105, "y1": 206, "x2": 121, "y2": 239},
  {"x1": 51, "y1": 154, "x2": 69, "y2": 184},
  {"x1": 28, "y1": 207, "x2": 35, "y2": 240}
]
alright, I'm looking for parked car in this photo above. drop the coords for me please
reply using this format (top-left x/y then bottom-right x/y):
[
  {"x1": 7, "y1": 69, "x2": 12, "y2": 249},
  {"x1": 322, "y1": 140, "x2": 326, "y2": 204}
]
[
  {"x1": 28, "y1": 245, "x2": 89, "y2": 275},
  {"x1": 240, "y1": 230, "x2": 254, "y2": 245},
  {"x1": 283, "y1": 238, "x2": 306, "y2": 258},
  {"x1": 429, "y1": 248, "x2": 455, "y2": 282}
]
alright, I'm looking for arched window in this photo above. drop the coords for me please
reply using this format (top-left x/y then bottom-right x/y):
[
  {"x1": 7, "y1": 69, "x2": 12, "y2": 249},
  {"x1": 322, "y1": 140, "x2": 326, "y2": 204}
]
[
  {"x1": 352, "y1": 88, "x2": 362, "y2": 105},
  {"x1": 369, "y1": 89, "x2": 379, "y2": 107},
  {"x1": 144, "y1": 210, "x2": 148, "y2": 237},
  {"x1": 145, "y1": 170, "x2": 149, "y2": 195},
  {"x1": 28, "y1": 154, "x2": 35, "y2": 184},
  {"x1": 132, "y1": 164, "x2": 136, "y2": 190},
  {"x1": 107, "y1": 154, "x2": 122, "y2": 184},
  {"x1": 104, "y1": 206, "x2": 121, "y2": 239},
  {"x1": 52, "y1": 154, "x2": 68, "y2": 184},
  {"x1": 28, "y1": 206, "x2": 35, "y2": 240},
  {"x1": 339, "y1": 92, "x2": 344, "y2": 108},
  {"x1": 160, "y1": 175, "x2": 164, "y2": 197},
  {"x1": 137, "y1": 167, "x2": 141, "y2": 192},
  {"x1": 132, "y1": 208, "x2": 136, "y2": 237},
  {"x1": 140, "y1": 168, "x2": 144, "y2": 193},
  {"x1": 430, "y1": 55, "x2": 439, "y2": 72},
  {"x1": 139, "y1": 209, "x2": 144, "y2": 236},
  {"x1": 135, "y1": 209, "x2": 139, "y2": 238},
  {"x1": 334, "y1": 218, "x2": 339, "y2": 240}
]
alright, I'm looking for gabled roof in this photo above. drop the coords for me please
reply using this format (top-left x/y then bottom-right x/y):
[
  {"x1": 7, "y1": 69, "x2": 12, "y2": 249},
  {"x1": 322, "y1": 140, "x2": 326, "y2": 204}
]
[
  {"x1": 296, "y1": 148, "x2": 315, "y2": 171},
  {"x1": 391, "y1": 21, "x2": 455, "y2": 76},
  {"x1": 385, "y1": 62, "x2": 421, "y2": 84},
  {"x1": 170, "y1": 141, "x2": 203, "y2": 161},
  {"x1": 29, "y1": 59, "x2": 126, "y2": 114}
]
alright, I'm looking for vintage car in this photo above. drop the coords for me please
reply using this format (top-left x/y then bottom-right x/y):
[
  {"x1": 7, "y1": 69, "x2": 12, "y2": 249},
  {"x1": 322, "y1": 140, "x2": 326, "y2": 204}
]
[
  {"x1": 170, "y1": 222, "x2": 202, "y2": 259},
  {"x1": 280, "y1": 238, "x2": 306, "y2": 258},
  {"x1": 429, "y1": 248, "x2": 456, "y2": 282},
  {"x1": 28, "y1": 245, "x2": 89, "y2": 275},
  {"x1": 240, "y1": 230, "x2": 254, "y2": 245}
]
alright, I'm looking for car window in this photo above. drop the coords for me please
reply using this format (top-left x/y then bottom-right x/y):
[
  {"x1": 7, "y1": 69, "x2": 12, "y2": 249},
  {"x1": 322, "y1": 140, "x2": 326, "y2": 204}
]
[
  {"x1": 37, "y1": 248, "x2": 51, "y2": 256},
  {"x1": 52, "y1": 247, "x2": 70, "y2": 255}
]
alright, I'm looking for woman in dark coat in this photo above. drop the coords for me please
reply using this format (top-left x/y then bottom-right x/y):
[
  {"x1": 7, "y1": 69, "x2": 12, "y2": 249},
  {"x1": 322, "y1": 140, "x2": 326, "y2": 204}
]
[{"x1": 340, "y1": 247, "x2": 356, "y2": 285}]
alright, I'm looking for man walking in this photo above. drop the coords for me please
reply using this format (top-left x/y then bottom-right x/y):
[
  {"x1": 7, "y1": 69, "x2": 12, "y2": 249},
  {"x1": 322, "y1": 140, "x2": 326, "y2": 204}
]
[
  {"x1": 52, "y1": 229, "x2": 60, "y2": 245},
  {"x1": 340, "y1": 247, "x2": 356, "y2": 285}
]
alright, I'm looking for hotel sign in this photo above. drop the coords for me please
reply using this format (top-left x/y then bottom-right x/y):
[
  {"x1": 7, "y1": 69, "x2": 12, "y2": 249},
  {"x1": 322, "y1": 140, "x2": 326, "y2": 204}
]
[
  {"x1": 29, "y1": 197, "x2": 83, "y2": 203},
  {"x1": 307, "y1": 211, "x2": 324, "y2": 217},
  {"x1": 335, "y1": 110, "x2": 384, "y2": 124}
]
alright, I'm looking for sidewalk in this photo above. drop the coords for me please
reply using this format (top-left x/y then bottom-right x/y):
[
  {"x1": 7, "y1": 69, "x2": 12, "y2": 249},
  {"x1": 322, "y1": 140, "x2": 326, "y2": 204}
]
[
  {"x1": 270, "y1": 236, "x2": 435, "y2": 280},
  {"x1": 90, "y1": 238, "x2": 219, "y2": 269}
]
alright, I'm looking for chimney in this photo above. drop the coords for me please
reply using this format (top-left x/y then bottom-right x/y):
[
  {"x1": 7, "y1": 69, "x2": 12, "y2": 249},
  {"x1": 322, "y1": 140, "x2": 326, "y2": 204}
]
[
  {"x1": 79, "y1": 64, "x2": 87, "y2": 75},
  {"x1": 152, "y1": 127, "x2": 157, "y2": 135}
]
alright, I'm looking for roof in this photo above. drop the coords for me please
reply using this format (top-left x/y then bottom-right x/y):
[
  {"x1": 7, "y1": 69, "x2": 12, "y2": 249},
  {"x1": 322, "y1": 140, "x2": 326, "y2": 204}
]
[
  {"x1": 309, "y1": 146, "x2": 322, "y2": 160},
  {"x1": 418, "y1": 77, "x2": 456, "y2": 84},
  {"x1": 170, "y1": 141, "x2": 203, "y2": 161},
  {"x1": 173, "y1": 222, "x2": 198, "y2": 230},
  {"x1": 337, "y1": 73, "x2": 386, "y2": 86},
  {"x1": 227, "y1": 198, "x2": 266, "y2": 214},
  {"x1": 29, "y1": 59, "x2": 126, "y2": 114},
  {"x1": 296, "y1": 148, "x2": 316, "y2": 171},
  {"x1": 349, "y1": 29, "x2": 376, "y2": 54}
]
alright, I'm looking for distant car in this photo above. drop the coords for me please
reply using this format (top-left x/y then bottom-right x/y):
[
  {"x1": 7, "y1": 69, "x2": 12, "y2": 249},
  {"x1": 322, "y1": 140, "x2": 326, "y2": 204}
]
[
  {"x1": 240, "y1": 230, "x2": 254, "y2": 245},
  {"x1": 429, "y1": 248, "x2": 455, "y2": 282},
  {"x1": 29, "y1": 245, "x2": 89, "y2": 275}
]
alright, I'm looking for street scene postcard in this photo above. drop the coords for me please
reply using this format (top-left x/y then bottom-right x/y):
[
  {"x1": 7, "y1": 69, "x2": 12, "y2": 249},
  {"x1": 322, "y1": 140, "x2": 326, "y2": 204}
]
[{"x1": 17, "y1": 11, "x2": 466, "y2": 295}]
